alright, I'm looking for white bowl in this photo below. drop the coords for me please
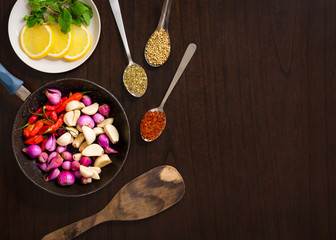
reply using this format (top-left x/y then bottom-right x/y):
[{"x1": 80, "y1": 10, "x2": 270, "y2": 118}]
[{"x1": 8, "y1": 0, "x2": 101, "y2": 73}]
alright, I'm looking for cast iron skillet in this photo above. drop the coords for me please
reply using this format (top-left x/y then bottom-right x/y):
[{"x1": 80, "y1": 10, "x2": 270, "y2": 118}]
[{"x1": 0, "y1": 64, "x2": 130, "y2": 197}]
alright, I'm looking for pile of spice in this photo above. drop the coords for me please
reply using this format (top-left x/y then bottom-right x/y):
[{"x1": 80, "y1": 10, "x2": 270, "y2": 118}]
[
  {"x1": 145, "y1": 28, "x2": 171, "y2": 66},
  {"x1": 140, "y1": 110, "x2": 166, "y2": 141},
  {"x1": 123, "y1": 65, "x2": 148, "y2": 96}
]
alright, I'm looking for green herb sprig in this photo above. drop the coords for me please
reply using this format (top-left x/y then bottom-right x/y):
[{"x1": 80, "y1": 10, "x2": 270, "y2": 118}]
[{"x1": 24, "y1": 0, "x2": 93, "y2": 34}]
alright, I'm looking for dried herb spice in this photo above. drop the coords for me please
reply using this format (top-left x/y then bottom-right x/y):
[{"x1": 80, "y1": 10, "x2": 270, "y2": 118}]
[
  {"x1": 145, "y1": 28, "x2": 171, "y2": 66},
  {"x1": 140, "y1": 111, "x2": 166, "y2": 141},
  {"x1": 123, "y1": 65, "x2": 147, "y2": 96}
]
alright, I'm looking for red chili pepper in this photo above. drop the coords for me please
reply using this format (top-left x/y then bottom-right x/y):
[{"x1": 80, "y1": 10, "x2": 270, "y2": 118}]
[
  {"x1": 56, "y1": 93, "x2": 83, "y2": 114},
  {"x1": 28, "y1": 107, "x2": 43, "y2": 124},
  {"x1": 24, "y1": 135, "x2": 44, "y2": 145},
  {"x1": 43, "y1": 116, "x2": 64, "y2": 134},
  {"x1": 50, "y1": 111, "x2": 58, "y2": 122},
  {"x1": 30, "y1": 120, "x2": 44, "y2": 137},
  {"x1": 41, "y1": 139, "x2": 47, "y2": 151},
  {"x1": 44, "y1": 97, "x2": 67, "y2": 111},
  {"x1": 23, "y1": 124, "x2": 34, "y2": 138},
  {"x1": 42, "y1": 119, "x2": 54, "y2": 125}
]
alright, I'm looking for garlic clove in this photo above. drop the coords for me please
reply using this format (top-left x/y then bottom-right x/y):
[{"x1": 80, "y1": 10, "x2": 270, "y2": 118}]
[
  {"x1": 64, "y1": 111, "x2": 75, "y2": 126},
  {"x1": 91, "y1": 166, "x2": 101, "y2": 174},
  {"x1": 79, "y1": 141, "x2": 89, "y2": 152},
  {"x1": 65, "y1": 100, "x2": 85, "y2": 111},
  {"x1": 93, "y1": 127, "x2": 104, "y2": 136},
  {"x1": 80, "y1": 165, "x2": 94, "y2": 178},
  {"x1": 66, "y1": 127, "x2": 79, "y2": 137},
  {"x1": 82, "y1": 126, "x2": 96, "y2": 145},
  {"x1": 72, "y1": 133, "x2": 85, "y2": 148},
  {"x1": 94, "y1": 154, "x2": 112, "y2": 168},
  {"x1": 76, "y1": 124, "x2": 83, "y2": 132},
  {"x1": 97, "y1": 118, "x2": 114, "y2": 128},
  {"x1": 73, "y1": 153, "x2": 82, "y2": 161},
  {"x1": 104, "y1": 124, "x2": 119, "y2": 144},
  {"x1": 81, "y1": 103, "x2": 99, "y2": 115},
  {"x1": 73, "y1": 110, "x2": 81, "y2": 126},
  {"x1": 56, "y1": 132, "x2": 72, "y2": 146},
  {"x1": 82, "y1": 144, "x2": 104, "y2": 157},
  {"x1": 90, "y1": 167, "x2": 100, "y2": 180}
]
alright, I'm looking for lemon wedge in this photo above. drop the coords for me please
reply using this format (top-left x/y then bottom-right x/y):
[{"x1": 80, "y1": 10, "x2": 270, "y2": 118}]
[
  {"x1": 20, "y1": 25, "x2": 53, "y2": 59},
  {"x1": 64, "y1": 24, "x2": 91, "y2": 61},
  {"x1": 47, "y1": 24, "x2": 72, "y2": 58}
]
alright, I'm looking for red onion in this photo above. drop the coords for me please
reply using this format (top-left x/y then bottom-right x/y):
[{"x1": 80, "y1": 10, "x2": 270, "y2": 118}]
[
  {"x1": 45, "y1": 168, "x2": 60, "y2": 181},
  {"x1": 47, "y1": 153, "x2": 63, "y2": 171},
  {"x1": 81, "y1": 177, "x2": 92, "y2": 184},
  {"x1": 77, "y1": 115, "x2": 95, "y2": 128},
  {"x1": 22, "y1": 145, "x2": 42, "y2": 158},
  {"x1": 46, "y1": 89, "x2": 61, "y2": 105},
  {"x1": 57, "y1": 171, "x2": 75, "y2": 186},
  {"x1": 71, "y1": 161, "x2": 80, "y2": 171},
  {"x1": 56, "y1": 145, "x2": 67, "y2": 154},
  {"x1": 98, "y1": 104, "x2": 110, "y2": 117},
  {"x1": 73, "y1": 170, "x2": 82, "y2": 179},
  {"x1": 92, "y1": 113, "x2": 105, "y2": 124},
  {"x1": 61, "y1": 151, "x2": 73, "y2": 161},
  {"x1": 104, "y1": 146, "x2": 118, "y2": 154},
  {"x1": 45, "y1": 134, "x2": 56, "y2": 152},
  {"x1": 80, "y1": 157, "x2": 92, "y2": 167},
  {"x1": 47, "y1": 151, "x2": 57, "y2": 164},
  {"x1": 38, "y1": 152, "x2": 48, "y2": 163},
  {"x1": 81, "y1": 95, "x2": 92, "y2": 106},
  {"x1": 36, "y1": 162, "x2": 48, "y2": 172},
  {"x1": 62, "y1": 161, "x2": 72, "y2": 170}
]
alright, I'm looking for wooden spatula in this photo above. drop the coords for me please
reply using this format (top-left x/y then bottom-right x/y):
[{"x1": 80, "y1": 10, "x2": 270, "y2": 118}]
[{"x1": 42, "y1": 165, "x2": 185, "y2": 240}]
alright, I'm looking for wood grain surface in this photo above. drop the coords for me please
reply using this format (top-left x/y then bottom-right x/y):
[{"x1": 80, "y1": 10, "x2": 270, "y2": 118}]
[{"x1": 1, "y1": 0, "x2": 336, "y2": 239}]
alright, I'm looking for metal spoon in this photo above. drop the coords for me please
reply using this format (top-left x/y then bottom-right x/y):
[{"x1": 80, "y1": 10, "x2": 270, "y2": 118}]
[
  {"x1": 144, "y1": 0, "x2": 173, "y2": 67},
  {"x1": 141, "y1": 43, "x2": 197, "y2": 142},
  {"x1": 41, "y1": 165, "x2": 185, "y2": 240},
  {"x1": 109, "y1": 0, "x2": 148, "y2": 97}
]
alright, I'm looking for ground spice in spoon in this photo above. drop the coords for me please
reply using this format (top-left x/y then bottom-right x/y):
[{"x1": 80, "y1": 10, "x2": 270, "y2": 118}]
[
  {"x1": 145, "y1": 28, "x2": 171, "y2": 66},
  {"x1": 123, "y1": 65, "x2": 147, "y2": 96},
  {"x1": 140, "y1": 111, "x2": 166, "y2": 141}
]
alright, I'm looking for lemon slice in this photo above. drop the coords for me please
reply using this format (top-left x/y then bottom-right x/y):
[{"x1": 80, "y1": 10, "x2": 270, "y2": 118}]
[
  {"x1": 20, "y1": 25, "x2": 53, "y2": 59},
  {"x1": 47, "y1": 24, "x2": 72, "y2": 58},
  {"x1": 64, "y1": 24, "x2": 91, "y2": 61}
]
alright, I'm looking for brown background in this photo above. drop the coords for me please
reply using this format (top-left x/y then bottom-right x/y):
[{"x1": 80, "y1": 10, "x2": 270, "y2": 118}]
[{"x1": 1, "y1": 0, "x2": 336, "y2": 239}]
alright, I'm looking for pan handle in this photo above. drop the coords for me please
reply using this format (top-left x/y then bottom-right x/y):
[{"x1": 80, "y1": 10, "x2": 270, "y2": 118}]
[{"x1": 0, "y1": 63, "x2": 31, "y2": 101}]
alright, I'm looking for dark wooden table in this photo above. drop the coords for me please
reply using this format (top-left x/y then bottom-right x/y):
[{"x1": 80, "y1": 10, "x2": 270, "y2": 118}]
[{"x1": 1, "y1": 0, "x2": 336, "y2": 239}]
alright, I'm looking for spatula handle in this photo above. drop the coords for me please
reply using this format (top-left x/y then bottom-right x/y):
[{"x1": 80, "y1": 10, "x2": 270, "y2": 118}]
[{"x1": 41, "y1": 213, "x2": 105, "y2": 240}]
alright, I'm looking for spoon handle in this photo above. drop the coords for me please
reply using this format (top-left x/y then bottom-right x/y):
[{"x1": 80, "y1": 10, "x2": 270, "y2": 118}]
[
  {"x1": 41, "y1": 212, "x2": 106, "y2": 240},
  {"x1": 157, "y1": 0, "x2": 173, "y2": 30},
  {"x1": 109, "y1": 0, "x2": 132, "y2": 62},
  {"x1": 159, "y1": 43, "x2": 197, "y2": 109}
]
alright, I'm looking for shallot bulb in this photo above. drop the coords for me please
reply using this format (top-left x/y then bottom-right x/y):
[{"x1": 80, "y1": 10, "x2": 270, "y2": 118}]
[
  {"x1": 62, "y1": 161, "x2": 72, "y2": 170},
  {"x1": 61, "y1": 151, "x2": 73, "y2": 161},
  {"x1": 80, "y1": 157, "x2": 92, "y2": 167},
  {"x1": 98, "y1": 104, "x2": 110, "y2": 117},
  {"x1": 71, "y1": 161, "x2": 80, "y2": 171},
  {"x1": 47, "y1": 153, "x2": 63, "y2": 171},
  {"x1": 81, "y1": 177, "x2": 92, "y2": 185},
  {"x1": 36, "y1": 162, "x2": 48, "y2": 172},
  {"x1": 77, "y1": 115, "x2": 95, "y2": 129},
  {"x1": 22, "y1": 145, "x2": 42, "y2": 158},
  {"x1": 45, "y1": 168, "x2": 60, "y2": 181},
  {"x1": 45, "y1": 134, "x2": 56, "y2": 152},
  {"x1": 98, "y1": 134, "x2": 117, "y2": 154},
  {"x1": 73, "y1": 170, "x2": 82, "y2": 179},
  {"x1": 92, "y1": 113, "x2": 105, "y2": 124},
  {"x1": 57, "y1": 171, "x2": 75, "y2": 186},
  {"x1": 56, "y1": 145, "x2": 67, "y2": 154},
  {"x1": 38, "y1": 152, "x2": 48, "y2": 163},
  {"x1": 46, "y1": 89, "x2": 61, "y2": 105},
  {"x1": 81, "y1": 95, "x2": 92, "y2": 106}
]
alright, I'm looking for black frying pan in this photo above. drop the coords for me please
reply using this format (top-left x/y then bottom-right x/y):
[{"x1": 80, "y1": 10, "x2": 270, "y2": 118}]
[{"x1": 0, "y1": 64, "x2": 130, "y2": 197}]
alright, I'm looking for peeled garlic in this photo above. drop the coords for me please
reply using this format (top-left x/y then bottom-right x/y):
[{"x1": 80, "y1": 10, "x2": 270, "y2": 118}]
[
  {"x1": 93, "y1": 127, "x2": 104, "y2": 136},
  {"x1": 82, "y1": 126, "x2": 96, "y2": 145},
  {"x1": 72, "y1": 133, "x2": 85, "y2": 148},
  {"x1": 97, "y1": 118, "x2": 114, "y2": 128},
  {"x1": 80, "y1": 165, "x2": 94, "y2": 178},
  {"x1": 79, "y1": 141, "x2": 88, "y2": 152},
  {"x1": 82, "y1": 144, "x2": 104, "y2": 157},
  {"x1": 94, "y1": 154, "x2": 112, "y2": 168},
  {"x1": 73, "y1": 153, "x2": 82, "y2": 161},
  {"x1": 90, "y1": 167, "x2": 100, "y2": 180},
  {"x1": 81, "y1": 103, "x2": 99, "y2": 115},
  {"x1": 64, "y1": 110, "x2": 81, "y2": 126},
  {"x1": 104, "y1": 124, "x2": 119, "y2": 144},
  {"x1": 66, "y1": 127, "x2": 79, "y2": 137},
  {"x1": 65, "y1": 101, "x2": 85, "y2": 111},
  {"x1": 56, "y1": 132, "x2": 72, "y2": 146}
]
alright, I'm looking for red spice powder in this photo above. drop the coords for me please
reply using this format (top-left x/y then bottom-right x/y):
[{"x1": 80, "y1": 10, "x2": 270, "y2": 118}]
[{"x1": 140, "y1": 111, "x2": 166, "y2": 141}]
